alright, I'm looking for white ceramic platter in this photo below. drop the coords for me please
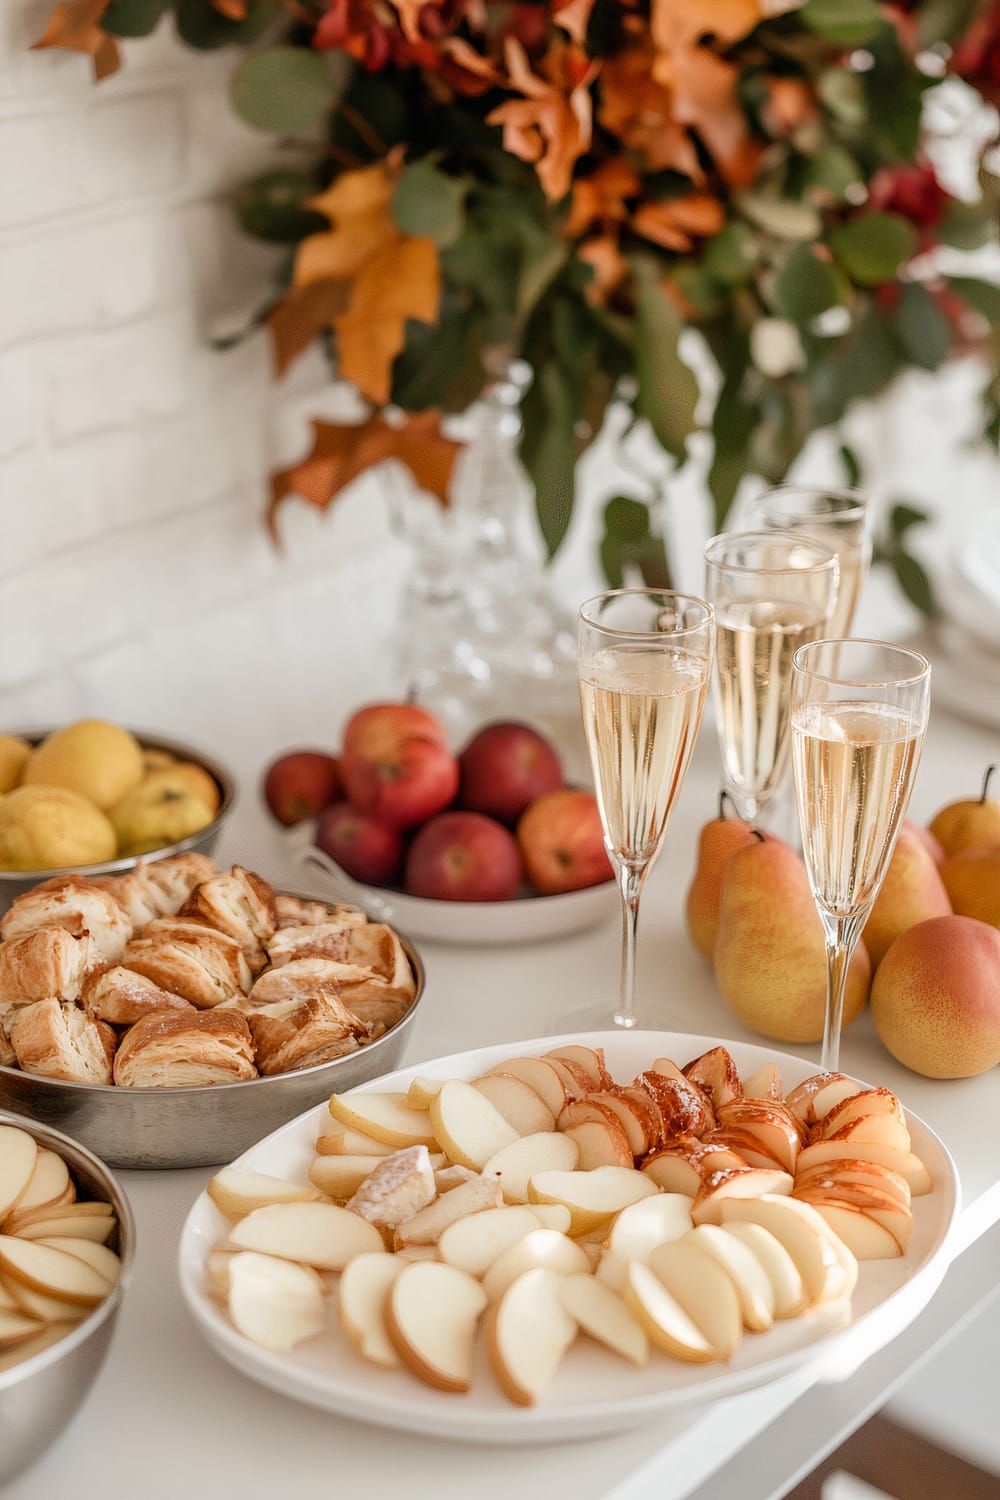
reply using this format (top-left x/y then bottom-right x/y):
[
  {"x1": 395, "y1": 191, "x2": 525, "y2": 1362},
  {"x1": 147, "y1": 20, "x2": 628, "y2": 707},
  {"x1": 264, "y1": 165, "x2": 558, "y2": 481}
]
[
  {"x1": 285, "y1": 825, "x2": 619, "y2": 945},
  {"x1": 179, "y1": 1031, "x2": 960, "y2": 1445}
]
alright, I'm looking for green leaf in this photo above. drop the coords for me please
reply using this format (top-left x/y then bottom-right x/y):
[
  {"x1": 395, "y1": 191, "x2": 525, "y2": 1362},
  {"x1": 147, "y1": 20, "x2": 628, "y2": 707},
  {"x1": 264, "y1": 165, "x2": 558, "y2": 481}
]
[
  {"x1": 234, "y1": 169, "x2": 327, "y2": 244},
  {"x1": 893, "y1": 550, "x2": 937, "y2": 616},
  {"x1": 708, "y1": 358, "x2": 755, "y2": 526},
  {"x1": 839, "y1": 442, "x2": 862, "y2": 488},
  {"x1": 948, "y1": 276, "x2": 1000, "y2": 325},
  {"x1": 817, "y1": 68, "x2": 867, "y2": 126},
  {"x1": 631, "y1": 258, "x2": 699, "y2": 463},
  {"x1": 916, "y1": 0, "x2": 981, "y2": 46},
  {"x1": 801, "y1": 0, "x2": 883, "y2": 45},
  {"x1": 518, "y1": 241, "x2": 569, "y2": 324},
  {"x1": 231, "y1": 47, "x2": 335, "y2": 133},
  {"x1": 803, "y1": 146, "x2": 864, "y2": 205},
  {"x1": 392, "y1": 160, "x2": 468, "y2": 249},
  {"x1": 889, "y1": 502, "x2": 931, "y2": 539},
  {"x1": 739, "y1": 195, "x2": 822, "y2": 241},
  {"x1": 599, "y1": 497, "x2": 672, "y2": 589},
  {"x1": 829, "y1": 213, "x2": 918, "y2": 286},
  {"x1": 391, "y1": 301, "x2": 483, "y2": 413},
  {"x1": 702, "y1": 223, "x2": 759, "y2": 286},
  {"x1": 892, "y1": 283, "x2": 952, "y2": 370},
  {"x1": 101, "y1": 0, "x2": 167, "y2": 37},
  {"x1": 938, "y1": 200, "x2": 995, "y2": 251},
  {"x1": 173, "y1": 0, "x2": 277, "y2": 49},
  {"x1": 521, "y1": 362, "x2": 577, "y2": 558},
  {"x1": 774, "y1": 246, "x2": 845, "y2": 323}
]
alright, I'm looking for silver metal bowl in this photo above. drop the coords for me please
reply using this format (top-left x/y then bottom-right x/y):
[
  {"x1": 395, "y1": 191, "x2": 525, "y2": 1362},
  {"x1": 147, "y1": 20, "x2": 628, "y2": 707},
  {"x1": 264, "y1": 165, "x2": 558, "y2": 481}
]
[
  {"x1": 0, "y1": 922, "x2": 425, "y2": 1170},
  {"x1": 0, "y1": 1110, "x2": 136, "y2": 1484},
  {"x1": 0, "y1": 729, "x2": 236, "y2": 916}
]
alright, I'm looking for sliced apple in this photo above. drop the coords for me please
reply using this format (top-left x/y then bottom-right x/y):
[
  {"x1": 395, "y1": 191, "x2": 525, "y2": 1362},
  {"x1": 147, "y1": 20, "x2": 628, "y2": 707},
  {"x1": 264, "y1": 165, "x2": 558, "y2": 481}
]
[
  {"x1": 720, "y1": 1222, "x2": 808, "y2": 1319},
  {"x1": 741, "y1": 1060, "x2": 782, "y2": 1102},
  {"x1": 526, "y1": 1203, "x2": 572, "y2": 1234},
  {"x1": 228, "y1": 1250, "x2": 325, "y2": 1352},
  {"x1": 308, "y1": 1156, "x2": 382, "y2": 1201},
  {"x1": 0, "y1": 1322, "x2": 74, "y2": 1373},
  {"x1": 702, "y1": 1128, "x2": 787, "y2": 1172},
  {"x1": 0, "y1": 1236, "x2": 109, "y2": 1306},
  {"x1": 485, "y1": 1057, "x2": 568, "y2": 1116},
  {"x1": 385, "y1": 1260, "x2": 487, "y2": 1393},
  {"x1": 682, "y1": 1046, "x2": 742, "y2": 1110},
  {"x1": 558, "y1": 1272, "x2": 649, "y2": 1366},
  {"x1": 795, "y1": 1183, "x2": 912, "y2": 1254},
  {"x1": 595, "y1": 1249, "x2": 627, "y2": 1293},
  {"x1": 795, "y1": 1139, "x2": 932, "y2": 1196},
  {"x1": 429, "y1": 1080, "x2": 519, "y2": 1170},
  {"x1": 825, "y1": 1111, "x2": 912, "y2": 1153},
  {"x1": 648, "y1": 1235, "x2": 743, "y2": 1358},
  {"x1": 228, "y1": 1201, "x2": 384, "y2": 1269},
  {"x1": 395, "y1": 1243, "x2": 439, "y2": 1262},
  {"x1": 5, "y1": 1198, "x2": 112, "y2": 1236},
  {"x1": 784, "y1": 1072, "x2": 855, "y2": 1126},
  {"x1": 473, "y1": 1075, "x2": 555, "y2": 1136},
  {"x1": 481, "y1": 1131, "x2": 579, "y2": 1204},
  {"x1": 623, "y1": 1260, "x2": 715, "y2": 1363},
  {"x1": 434, "y1": 1164, "x2": 478, "y2": 1194},
  {"x1": 43, "y1": 1238, "x2": 121, "y2": 1286},
  {"x1": 404, "y1": 1076, "x2": 444, "y2": 1110},
  {"x1": 3, "y1": 1277, "x2": 88, "y2": 1325},
  {"x1": 205, "y1": 1248, "x2": 237, "y2": 1299},
  {"x1": 0, "y1": 1308, "x2": 44, "y2": 1347},
  {"x1": 10, "y1": 1149, "x2": 71, "y2": 1219},
  {"x1": 207, "y1": 1167, "x2": 324, "y2": 1223},
  {"x1": 691, "y1": 1168, "x2": 793, "y2": 1226},
  {"x1": 327, "y1": 1092, "x2": 438, "y2": 1149},
  {"x1": 437, "y1": 1206, "x2": 543, "y2": 1277},
  {"x1": 481, "y1": 1227, "x2": 588, "y2": 1302},
  {"x1": 545, "y1": 1045, "x2": 609, "y2": 1089},
  {"x1": 395, "y1": 1175, "x2": 503, "y2": 1247},
  {"x1": 561, "y1": 1119, "x2": 633, "y2": 1171},
  {"x1": 817, "y1": 1087, "x2": 904, "y2": 1139},
  {"x1": 718, "y1": 1194, "x2": 839, "y2": 1303},
  {"x1": 543, "y1": 1056, "x2": 592, "y2": 1101},
  {"x1": 487, "y1": 1268, "x2": 577, "y2": 1405},
  {"x1": 338, "y1": 1252, "x2": 405, "y2": 1367},
  {"x1": 13, "y1": 1213, "x2": 115, "y2": 1245},
  {"x1": 315, "y1": 1130, "x2": 395, "y2": 1158},
  {"x1": 0, "y1": 1127, "x2": 37, "y2": 1221},
  {"x1": 606, "y1": 1193, "x2": 693, "y2": 1266},
  {"x1": 527, "y1": 1167, "x2": 657, "y2": 1237},
  {"x1": 687, "y1": 1223, "x2": 774, "y2": 1332},
  {"x1": 794, "y1": 1160, "x2": 910, "y2": 1212},
  {"x1": 579, "y1": 1093, "x2": 650, "y2": 1156},
  {"x1": 813, "y1": 1203, "x2": 903, "y2": 1260}
]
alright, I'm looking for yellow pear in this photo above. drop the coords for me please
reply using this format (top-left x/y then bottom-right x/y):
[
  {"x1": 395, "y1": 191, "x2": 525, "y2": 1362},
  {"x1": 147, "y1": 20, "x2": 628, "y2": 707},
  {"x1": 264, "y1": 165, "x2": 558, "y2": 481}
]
[
  {"x1": 870, "y1": 915, "x2": 1000, "y2": 1077},
  {"x1": 142, "y1": 748, "x2": 177, "y2": 774},
  {"x1": 714, "y1": 836, "x2": 870, "y2": 1044},
  {"x1": 0, "y1": 786, "x2": 117, "y2": 871},
  {"x1": 940, "y1": 848, "x2": 1000, "y2": 931},
  {"x1": 861, "y1": 825, "x2": 952, "y2": 967},
  {"x1": 0, "y1": 736, "x2": 30, "y2": 794},
  {"x1": 928, "y1": 765, "x2": 1000, "y2": 857},
  {"x1": 109, "y1": 768, "x2": 216, "y2": 857},
  {"x1": 24, "y1": 720, "x2": 144, "y2": 811},
  {"x1": 165, "y1": 762, "x2": 221, "y2": 815},
  {"x1": 684, "y1": 795, "x2": 760, "y2": 960}
]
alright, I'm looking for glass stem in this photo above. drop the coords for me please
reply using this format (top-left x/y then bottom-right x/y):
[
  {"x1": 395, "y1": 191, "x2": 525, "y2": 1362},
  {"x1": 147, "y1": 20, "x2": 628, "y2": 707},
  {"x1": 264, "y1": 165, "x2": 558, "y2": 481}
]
[
  {"x1": 820, "y1": 913, "x2": 864, "y2": 1072},
  {"x1": 615, "y1": 863, "x2": 646, "y2": 1030}
]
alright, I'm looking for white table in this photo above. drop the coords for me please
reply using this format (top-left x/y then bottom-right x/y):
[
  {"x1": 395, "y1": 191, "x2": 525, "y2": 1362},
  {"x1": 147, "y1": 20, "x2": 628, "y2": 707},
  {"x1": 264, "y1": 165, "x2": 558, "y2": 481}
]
[{"x1": 8, "y1": 703, "x2": 999, "y2": 1500}]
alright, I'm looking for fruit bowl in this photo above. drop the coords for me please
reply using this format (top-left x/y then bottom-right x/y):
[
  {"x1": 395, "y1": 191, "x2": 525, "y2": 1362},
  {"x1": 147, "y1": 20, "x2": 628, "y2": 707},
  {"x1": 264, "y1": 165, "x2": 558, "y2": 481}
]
[
  {"x1": 286, "y1": 824, "x2": 619, "y2": 946},
  {"x1": 0, "y1": 730, "x2": 235, "y2": 915}
]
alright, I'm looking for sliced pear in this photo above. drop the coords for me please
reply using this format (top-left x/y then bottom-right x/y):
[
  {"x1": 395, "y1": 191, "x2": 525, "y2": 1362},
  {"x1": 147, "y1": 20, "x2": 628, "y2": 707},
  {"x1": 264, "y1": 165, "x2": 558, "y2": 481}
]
[
  {"x1": 526, "y1": 1203, "x2": 572, "y2": 1233},
  {"x1": 7, "y1": 1199, "x2": 112, "y2": 1232},
  {"x1": 434, "y1": 1164, "x2": 478, "y2": 1194},
  {"x1": 485, "y1": 1057, "x2": 568, "y2": 1116},
  {"x1": 481, "y1": 1228, "x2": 590, "y2": 1302},
  {"x1": 395, "y1": 1175, "x2": 503, "y2": 1247},
  {"x1": 0, "y1": 1127, "x2": 37, "y2": 1221},
  {"x1": 429, "y1": 1081, "x2": 519, "y2": 1170},
  {"x1": 720, "y1": 1222, "x2": 808, "y2": 1319},
  {"x1": 385, "y1": 1260, "x2": 487, "y2": 1393},
  {"x1": 813, "y1": 1203, "x2": 904, "y2": 1260},
  {"x1": 395, "y1": 1243, "x2": 439, "y2": 1262},
  {"x1": 543, "y1": 1056, "x2": 591, "y2": 1100},
  {"x1": 817, "y1": 1087, "x2": 904, "y2": 1137},
  {"x1": 472, "y1": 1075, "x2": 555, "y2": 1136},
  {"x1": 0, "y1": 1308, "x2": 44, "y2": 1347},
  {"x1": 810, "y1": 1075, "x2": 862, "y2": 1124},
  {"x1": 719, "y1": 1194, "x2": 838, "y2": 1303},
  {"x1": 36, "y1": 1238, "x2": 120, "y2": 1286},
  {"x1": 559, "y1": 1273, "x2": 648, "y2": 1366},
  {"x1": 795, "y1": 1139, "x2": 932, "y2": 1196},
  {"x1": 641, "y1": 1152, "x2": 703, "y2": 1197},
  {"x1": 437, "y1": 1206, "x2": 543, "y2": 1278},
  {"x1": 338, "y1": 1252, "x2": 405, "y2": 1368},
  {"x1": 527, "y1": 1167, "x2": 657, "y2": 1237},
  {"x1": 784, "y1": 1072, "x2": 854, "y2": 1126},
  {"x1": 228, "y1": 1250, "x2": 325, "y2": 1352},
  {"x1": 606, "y1": 1193, "x2": 693, "y2": 1266},
  {"x1": 315, "y1": 1130, "x2": 394, "y2": 1158},
  {"x1": 308, "y1": 1156, "x2": 381, "y2": 1200},
  {"x1": 648, "y1": 1236, "x2": 743, "y2": 1359},
  {"x1": 623, "y1": 1261, "x2": 715, "y2": 1363},
  {"x1": 826, "y1": 1112, "x2": 912, "y2": 1153},
  {"x1": 595, "y1": 1249, "x2": 627, "y2": 1293},
  {"x1": 578, "y1": 1093, "x2": 649, "y2": 1155},
  {"x1": 10, "y1": 1150, "x2": 71, "y2": 1218},
  {"x1": 812, "y1": 1222, "x2": 859, "y2": 1302},
  {"x1": 561, "y1": 1119, "x2": 633, "y2": 1171},
  {"x1": 404, "y1": 1076, "x2": 444, "y2": 1110},
  {"x1": 481, "y1": 1131, "x2": 579, "y2": 1204},
  {"x1": 205, "y1": 1248, "x2": 237, "y2": 1300},
  {"x1": 741, "y1": 1061, "x2": 782, "y2": 1102},
  {"x1": 486, "y1": 1268, "x2": 577, "y2": 1406},
  {"x1": 0, "y1": 1278, "x2": 22, "y2": 1312},
  {"x1": 691, "y1": 1167, "x2": 793, "y2": 1226},
  {"x1": 0, "y1": 1236, "x2": 108, "y2": 1306},
  {"x1": 4, "y1": 1278, "x2": 88, "y2": 1325},
  {"x1": 687, "y1": 1223, "x2": 774, "y2": 1332},
  {"x1": 228, "y1": 1201, "x2": 384, "y2": 1269},
  {"x1": 794, "y1": 1159, "x2": 911, "y2": 1212},
  {"x1": 545, "y1": 1045, "x2": 608, "y2": 1088},
  {"x1": 0, "y1": 1322, "x2": 74, "y2": 1372},
  {"x1": 327, "y1": 1092, "x2": 437, "y2": 1149},
  {"x1": 14, "y1": 1213, "x2": 115, "y2": 1244},
  {"x1": 207, "y1": 1167, "x2": 324, "y2": 1223}
]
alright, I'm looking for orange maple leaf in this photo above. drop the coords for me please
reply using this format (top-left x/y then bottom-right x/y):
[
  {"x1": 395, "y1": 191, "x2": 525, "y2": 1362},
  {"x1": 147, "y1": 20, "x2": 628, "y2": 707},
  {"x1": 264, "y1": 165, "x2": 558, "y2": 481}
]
[
  {"x1": 552, "y1": 0, "x2": 596, "y2": 46},
  {"x1": 32, "y1": 0, "x2": 120, "y2": 80},
  {"x1": 269, "y1": 411, "x2": 463, "y2": 533},
  {"x1": 633, "y1": 193, "x2": 725, "y2": 252},
  {"x1": 598, "y1": 49, "x2": 704, "y2": 179},
  {"x1": 487, "y1": 40, "x2": 596, "y2": 203},
  {"x1": 577, "y1": 235, "x2": 630, "y2": 306},
  {"x1": 563, "y1": 158, "x2": 641, "y2": 239},
  {"x1": 670, "y1": 47, "x2": 762, "y2": 187},
  {"x1": 649, "y1": 0, "x2": 764, "y2": 55},
  {"x1": 383, "y1": 0, "x2": 435, "y2": 41}
]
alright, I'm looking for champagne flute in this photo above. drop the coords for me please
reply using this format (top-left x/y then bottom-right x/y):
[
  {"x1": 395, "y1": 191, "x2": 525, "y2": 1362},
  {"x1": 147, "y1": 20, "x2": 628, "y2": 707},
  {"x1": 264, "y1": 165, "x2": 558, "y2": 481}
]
[
  {"x1": 574, "y1": 590, "x2": 714, "y2": 1031},
  {"x1": 705, "y1": 531, "x2": 839, "y2": 826},
  {"x1": 748, "y1": 486, "x2": 872, "y2": 637},
  {"x1": 791, "y1": 640, "x2": 931, "y2": 1071}
]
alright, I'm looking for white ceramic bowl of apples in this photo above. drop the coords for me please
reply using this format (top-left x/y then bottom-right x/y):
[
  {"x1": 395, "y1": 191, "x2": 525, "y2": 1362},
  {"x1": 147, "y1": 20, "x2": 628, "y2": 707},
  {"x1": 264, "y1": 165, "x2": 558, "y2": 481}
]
[{"x1": 264, "y1": 705, "x2": 619, "y2": 946}]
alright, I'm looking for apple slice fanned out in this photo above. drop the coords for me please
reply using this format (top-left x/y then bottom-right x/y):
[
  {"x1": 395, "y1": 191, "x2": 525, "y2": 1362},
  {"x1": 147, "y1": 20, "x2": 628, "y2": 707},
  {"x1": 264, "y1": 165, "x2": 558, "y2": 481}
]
[
  {"x1": 5, "y1": 1276, "x2": 90, "y2": 1325},
  {"x1": 561, "y1": 1119, "x2": 633, "y2": 1171},
  {"x1": 338, "y1": 1252, "x2": 405, "y2": 1368},
  {"x1": 824, "y1": 1112, "x2": 911, "y2": 1153},
  {"x1": 741, "y1": 1061, "x2": 782, "y2": 1103},
  {"x1": 207, "y1": 1167, "x2": 325, "y2": 1223},
  {"x1": 648, "y1": 1235, "x2": 743, "y2": 1359},
  {"x1": 817, "y1": 1088, "x2": 906, "y2": 1140},
  {"x1": 487, "y1": 1268, "x2": 577, "y2": 1406},
  {"x1": 812, "y1": 1203, "x2": 903, "y2": 1260},
  {"x1": 527, "y1": 1167, "x2": 657, "y2": 1237},
  {"x1": 701, "y1": 1128, "x2": 787, "y2": 1173},
  {"x1": 623, "y1": 1261, "x2": 715, "y2": 1363},
  {"x1": 795, "y1": 1139, "x2": 932, "y2": 1196},
  {"x1": 721, "y1": 1222, "x2": 808, "y2": 1319},
  {"x1": 526, "y1": 1203, "x2": 572, "y2": 1234},
  {"x1": 691, "y1": 1167, "x2": 793, "y2": 1226},
  {"x1": 482, "y1": 1229, "x2": 590, "y2": 1302},
  {"x1": 793, "y1": 1182, "x2": 912, "y2": 1254},
  {"x1": 641, "y1": 1144, "x2": 745, "y2": 1197},
  {"x1": 481, "y1": 1131, "x2": 579, "y2": 1204},
  {"x1": 437, "y1": 1206, "x2": 543, "y2": 1278},
  {"x1": 485, "y1": 1057, "x2": 568, "y2": 1117},
  {"x1": 308, "y1": 1156, "x2": 383, "y2": 1201},
  {"x1": 682, "y1": 1046, "x2": 742, "y2": 1111},
  {"x1": 472, "y1": 1075, "x2": 555, "y2": 1136},
  {"x1": 794, "y1": 1159, "x2": 911, "y2": 1212},
  {"x1": 10, "y1": 1149, "x2": 72, "y2": 1220},
  {"x1": 638, "y1": 1069, "x2": 715, "y2": 1141},
  {"x1": 542, "y1": 1056, "x2": 592, "y2": 1102},
  {"x1": 404, "y1": 1077, "x2": 444, "y2": 1110},
  {"x1": 395, "y1": 1174, "x2": 503, "y2": 1247},
  {"x1": 42, "y1": 1238, "x2": 120, "y2": 1286},
  {"x1": 687, "y1": 1224, "x2": 774, "y2": 1333},
  {"x1": 784, "y1": 1073, "x2": 856, "y2": 1127},
  {"x1": 386, "y1": 1260, "x2": 487, "y2": 1393},
  {"x1": 0, "y1": 1127, "x2": 37, "y2": 1222},
  {"x1": 0, "y1": 1236, "x2": 109, "y2": 1306},
  {"x1": 327, "y1": 1092, "x2": 438, "y2": 1149},
  {"x1": 228, "y1": 1251, "x2": 325, "y2": 1353},
  {"x1": 430, "y1": 1081, "x2": 519, "y2": 1170},
  {"x1": 0, "y1": 1308, "x2": 45, "y2": 1348},
  {"x1": 606, "y1": 1193, "x2": 693, "y2": 1266},
  {"x1": 559, "y1": 1273, "x2": 649, "y2": 1366},
  {"x1": 545, "y1": 1045, "x2": 610, "y2": 1090},
  {"x1": 10, "y1": 1208, "x2": 115, "y2": 1245},
  {"x1": 229, "y1": 1201, "x2": 384, "y2": 1269},
  {"x1": 0, "y1": 1322, "x2": 73, "y2": 1373},
  {"x1": 315, "y1": 1130, "x2": 395, "y2": 1158},
  {"x1": 717, "y1": 1194, "x2": 841, "y2": 1303}
]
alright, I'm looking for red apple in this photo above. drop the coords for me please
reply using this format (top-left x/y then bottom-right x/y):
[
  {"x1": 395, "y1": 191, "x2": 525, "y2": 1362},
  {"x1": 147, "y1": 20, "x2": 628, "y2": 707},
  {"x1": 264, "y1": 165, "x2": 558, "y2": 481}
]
[
  {"x1": 517, "y1": 789, "x2": 613, "y2": 894},
  {"x1": 262, "y1": 751, "x2": 340, "y2": 826},
  {"x1": 342, "y1": 702, "x2": 447, "y2": 762},
  {"x1": 315, "y1": 802, "x2": 402, "y2": 886},
  {"x1": 458, "y1": 721, "x2": 564, "y2": 825},
  {"x1": 405, "y1": 812, "x2": 522, "y2": 902},
  {"x1": 342, "y1": 737, "x2": 459, "y2": 829}
]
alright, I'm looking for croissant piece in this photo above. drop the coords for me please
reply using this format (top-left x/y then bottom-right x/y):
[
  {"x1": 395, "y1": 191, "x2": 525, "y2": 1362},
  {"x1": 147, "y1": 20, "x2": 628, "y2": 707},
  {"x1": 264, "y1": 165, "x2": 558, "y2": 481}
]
[
  {"x1": 121, "y1": 925, "x2": 251, "y2": 1009},
  {"x1": 180, "y1": 866, "x2": 276, "y2": 969},
  {"x1": 83, "y1": 966, "x2": 196, "y2": 1026},
  {"x1": 273, "y1": 895, "x2": 366, "y2": 930},
  {"x1": 248, "y1": 994, "x2": 363, "y2": 1076},
  {"x1": 0, "y1": 928, "x2": 91, "y2": 1005},
  {"x1": 113, "y1": 1008, "x2": 256, "y2": 1088},
  {"x1": 265, "y1": 922, "x2": 353, "y2": 968},
  {"x1": 1, "y1": 877, "x2": 131, "y2": 966},
  {"x1": 10, "y1": 999, "x2": 116, "y2": 1085}
]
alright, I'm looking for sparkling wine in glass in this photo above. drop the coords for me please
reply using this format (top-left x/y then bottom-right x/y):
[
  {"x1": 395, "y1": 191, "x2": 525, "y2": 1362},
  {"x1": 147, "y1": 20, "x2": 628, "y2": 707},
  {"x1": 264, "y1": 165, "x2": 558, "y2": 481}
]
[
  {"x1": 748, "y1": 486, "x2": 871, "y2": 638},
  {"x1": 791, "y1": 640, "x2": 931, "y2": 1071},
  {"x1": 705, "y1": 532, "x2": 838, "y2": 826},
  {"x1": 574, "y1": 591, "x2": 714, "y2": 1030}
]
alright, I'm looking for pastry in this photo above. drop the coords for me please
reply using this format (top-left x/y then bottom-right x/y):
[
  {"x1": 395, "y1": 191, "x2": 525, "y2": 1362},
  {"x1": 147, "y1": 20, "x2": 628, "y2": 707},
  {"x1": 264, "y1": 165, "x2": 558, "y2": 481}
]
[
  {"x1": 0, "y1": 1028, "x2": 14, "y2": 1067},
  {"x1": 112, "y1": 1008, "x2": 257, "y2": 1088},
  {"x1": 1, "y1": 876, "x2": 131, "y2": 966},
  {"x1": 0, "y1": 928, "x2": 91, "y2": 1005},
  {"x1": 266, "y1": 922, "x2": 354, "y2": 968},
  {"x1": 82, "y1": 966, "x2": 196, "y2": 1026},
  {"x1": 181, "y1": 866, "x2": 277, "y2": 969},
  {"x1": 342, "y1": 924, "x2": 416, "y2": 1002},
  {"x1": 10, "y1": 999, "x2": 116, "y2": 1085},
  {"x1": 95, "y1": 852, "x2": 217, "y2": 935},
  {"x1": 248, "y1": 994, "x2": 364, "y2": 1076},
  {"x1": 246, "y1": 956, "x2": 351, "y2": 1008},
  {"x1": 273, "y1": 895, "x2": 366, "y2": 930},
  {"x1": 120, "y1": 924, "x2": 251, "y2": 1009}
]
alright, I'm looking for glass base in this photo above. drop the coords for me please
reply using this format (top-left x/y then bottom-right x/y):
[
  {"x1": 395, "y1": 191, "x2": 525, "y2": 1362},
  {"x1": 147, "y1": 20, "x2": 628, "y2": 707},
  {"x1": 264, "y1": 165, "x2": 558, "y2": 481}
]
[{"x1": 555, "y1": 1001, "x2": 663, "y2": 1035}]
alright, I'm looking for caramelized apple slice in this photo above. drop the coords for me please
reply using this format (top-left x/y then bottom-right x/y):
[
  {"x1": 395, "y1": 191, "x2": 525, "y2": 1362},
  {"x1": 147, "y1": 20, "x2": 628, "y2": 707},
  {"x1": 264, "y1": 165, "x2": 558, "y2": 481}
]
[
  {"x1": 796, "y1": 1138, "x2": 931, "y2": 1196},
  {"x1": 682, "y1": 1046, "x2": 742, "y2": 1111},
  {"x1": 691, "y1": 1168, "x2": 793, "y2": 1226}
]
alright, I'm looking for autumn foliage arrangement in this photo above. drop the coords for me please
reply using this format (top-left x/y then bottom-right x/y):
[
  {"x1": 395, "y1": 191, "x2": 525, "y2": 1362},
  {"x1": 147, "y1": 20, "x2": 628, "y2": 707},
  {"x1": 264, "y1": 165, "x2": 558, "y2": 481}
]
[{"x1": 36, "y1": 0, "x2": 1000, "y2": 593}]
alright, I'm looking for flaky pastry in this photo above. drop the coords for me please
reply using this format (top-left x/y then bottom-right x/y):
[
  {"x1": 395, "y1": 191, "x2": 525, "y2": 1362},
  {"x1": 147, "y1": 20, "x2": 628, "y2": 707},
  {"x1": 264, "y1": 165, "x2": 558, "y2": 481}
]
[
  {"x1": 0, "y1": 928, "x2": 91, "y2": 1005},
  {"x1": 112, "y1": 1008, "x2": 257, "y2": 1088},
  {"x1": 273, "y1": 895, "x2": 366, "y2": 930},
  {"x1": 95, "y1": 853, "x2": 215, "y2": 935},
  {"x1": 266, "y1": 922, "x2": 354, "y2": 968},
  {"x1": 83, "y1": 965, "x2": 196, "y2": 1026},
  {"x1": 10, "y1": 998, "x2": 116, "y2": 1085},
  {"x1": 181, "y1": 866, "x2": 277, "y2": 969},
  {"x1": 1, "y1": 876, "x2": 131, "y2": 966},
  {"x1": 248, "y1": 993, "x2": 364, "y2": 1076},
  {"x1": 120, "y1": 924, "x2": 251, "y2": 1008}
]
